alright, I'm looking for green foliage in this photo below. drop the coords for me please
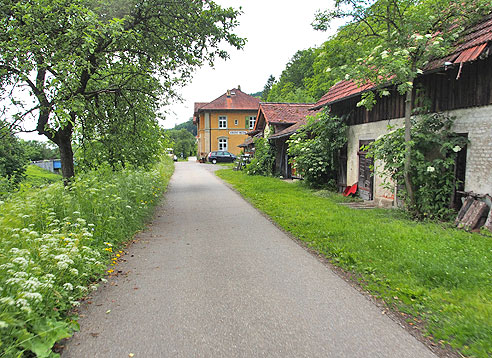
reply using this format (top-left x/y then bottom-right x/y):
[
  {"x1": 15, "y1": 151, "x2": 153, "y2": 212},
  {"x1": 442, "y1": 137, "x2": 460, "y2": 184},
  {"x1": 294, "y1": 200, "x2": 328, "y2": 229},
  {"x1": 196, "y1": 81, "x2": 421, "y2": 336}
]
[
  {"x1": 22, "y1": 165, "x2": 62, "y2": 188},
  {"x1": 266, "y1": 49, "x2": 317, "y2": 103},
  {"x1": 287, "y1": 111, "x2": 347, "y2": 188},
  {"x1": 173, "y1": 119, "x2": 197, "y2": 136},
  {"x1": 245, "y1": 137, "x2": 275, "y2": 176},
  {"x1": 366, "y1": 113, "x2": 468, "y2": 219},
  {"x1": 314, "y1": 0, "x2": 492, "y2": 99},
  {"x1": 0, "y1": 122, "x2": 27, "y2": 185},
  {"x1": 0, "y1": 0, "x2": 245, "y2": 178},
  {"x1": 261, "y1": 75, "x2": 276, "y2": 101},
  {"x1": 20, "y1": 141, "x2": 59, "y2": 162},
  {"x1": 217, "y1": 169, "x2": 492, "y2": 358},
  {"x1": 0, "y1": 157, "x2": 174, "y2": 357},
  {"x1": 167, "y1": 128, "x2": 197, "y2": 159}
]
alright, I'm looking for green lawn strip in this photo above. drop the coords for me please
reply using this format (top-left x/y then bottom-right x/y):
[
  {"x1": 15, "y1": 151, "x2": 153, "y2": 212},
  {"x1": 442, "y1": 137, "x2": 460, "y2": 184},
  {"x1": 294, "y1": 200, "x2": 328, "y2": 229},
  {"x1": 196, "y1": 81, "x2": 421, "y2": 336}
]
[
  {"x1": 216, "y1": 169, "x2": 492, "y2": 358},
  {"x1": 22, "y1": 165, "x2": 62, "y2": 187}
]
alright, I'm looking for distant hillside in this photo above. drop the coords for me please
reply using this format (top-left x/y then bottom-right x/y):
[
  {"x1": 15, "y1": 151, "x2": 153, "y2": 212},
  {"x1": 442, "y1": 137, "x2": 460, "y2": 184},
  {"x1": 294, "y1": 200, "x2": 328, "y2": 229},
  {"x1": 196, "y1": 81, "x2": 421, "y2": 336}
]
[{"x1": 172, "y1": 119, "x2": 196, "y2": 136}]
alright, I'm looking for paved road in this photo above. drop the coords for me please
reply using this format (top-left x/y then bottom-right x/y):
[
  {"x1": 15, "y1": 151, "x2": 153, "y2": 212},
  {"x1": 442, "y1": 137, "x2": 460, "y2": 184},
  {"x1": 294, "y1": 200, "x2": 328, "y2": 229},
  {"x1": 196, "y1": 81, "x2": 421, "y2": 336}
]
[{"x1": 62, "y1": 162, "x2": 436, "y2": 358}]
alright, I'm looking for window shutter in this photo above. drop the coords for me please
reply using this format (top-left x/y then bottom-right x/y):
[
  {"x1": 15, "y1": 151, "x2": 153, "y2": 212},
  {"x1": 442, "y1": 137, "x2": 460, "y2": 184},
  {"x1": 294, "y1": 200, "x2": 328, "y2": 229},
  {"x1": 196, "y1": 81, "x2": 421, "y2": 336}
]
[{"x1": 245, "y1": 116, "x2": 249, "y2": 129}]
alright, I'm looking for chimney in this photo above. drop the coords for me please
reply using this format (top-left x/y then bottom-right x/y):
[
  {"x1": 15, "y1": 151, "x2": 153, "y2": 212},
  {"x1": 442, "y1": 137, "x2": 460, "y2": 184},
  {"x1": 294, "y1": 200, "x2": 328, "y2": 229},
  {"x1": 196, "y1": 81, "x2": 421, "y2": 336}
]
[
  {"x1": 238, "y1": 85, "x2": 241, "y2": 91},
  {"x1": 226, "y1": 89, "x2": 231, "y2": 97}
]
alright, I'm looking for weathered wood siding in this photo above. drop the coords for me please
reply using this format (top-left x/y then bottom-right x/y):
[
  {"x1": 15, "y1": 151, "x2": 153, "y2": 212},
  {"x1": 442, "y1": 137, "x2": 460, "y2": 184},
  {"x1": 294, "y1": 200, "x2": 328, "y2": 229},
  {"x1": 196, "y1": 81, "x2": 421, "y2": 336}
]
[{"x1": 331, "y1": 55, "x2": 492, "y2": 125}]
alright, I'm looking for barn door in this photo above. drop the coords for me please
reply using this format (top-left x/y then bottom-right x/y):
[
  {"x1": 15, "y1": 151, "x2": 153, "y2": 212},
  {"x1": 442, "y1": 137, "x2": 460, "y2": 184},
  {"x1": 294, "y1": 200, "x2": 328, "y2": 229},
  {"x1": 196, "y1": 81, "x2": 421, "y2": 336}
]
[{"x1": 358, "y1": 140, "x2": 374, "y2": 201}]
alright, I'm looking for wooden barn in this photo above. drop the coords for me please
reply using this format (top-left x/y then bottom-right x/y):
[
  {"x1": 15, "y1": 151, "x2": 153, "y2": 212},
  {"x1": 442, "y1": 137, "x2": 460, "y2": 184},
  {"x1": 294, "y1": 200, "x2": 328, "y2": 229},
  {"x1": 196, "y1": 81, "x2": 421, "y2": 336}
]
[{"x1": 311, "y1": 14, "x2": 492, "y2": 207}]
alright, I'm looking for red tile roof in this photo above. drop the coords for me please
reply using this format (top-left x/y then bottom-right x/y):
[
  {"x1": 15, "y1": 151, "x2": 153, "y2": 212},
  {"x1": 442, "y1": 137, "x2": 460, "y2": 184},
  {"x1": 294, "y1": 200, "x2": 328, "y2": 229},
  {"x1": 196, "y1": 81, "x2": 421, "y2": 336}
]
[
  {"x1": 193, "y1": 102, "x2": 207, "y2": 123},
  {"x1": 258, "y1": 103, "x2": 317, "y2": 125},
  {"x1": 311, "y1": 80, "x2": 374, "y2": 110},
  {"x1": 194, "y1": 102, "x2": 207, "y2": 114},
  {"x1": 198, "y1": 88, "x2": 259, "y2": 111},
  {"x1": 312, "y1": 13, "x2": 492, "y2": 110},
  {"x1": 269, "y1": 119, "x2": 309, "y2": 139}
]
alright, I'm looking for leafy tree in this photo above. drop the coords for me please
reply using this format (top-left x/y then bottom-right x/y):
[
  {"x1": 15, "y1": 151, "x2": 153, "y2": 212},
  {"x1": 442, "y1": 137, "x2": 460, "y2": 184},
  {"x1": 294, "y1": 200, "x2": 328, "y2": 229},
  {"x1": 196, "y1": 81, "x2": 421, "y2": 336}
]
[
  {"x1": 174, "y1": 118, "x2": 197, "y2": 136},
  {"x1": 287, "y1": 110, "x2": 347, "y2": 188},
  {"x1": 0, "y1": 0, "x2": 244, "y2": 180},
  {"x1": 20, "y1": 140, "x2": 59, "y2": 161},
  {"x1": 167, "y1": 129, "x2": 197, "y2": 158},
  {"x1": 313, "y1": 0, "x2": 492, "y2": 207},
  {"x1": 76, "y1": 73, "x2": 165, "y2": 170},
  {"x1": 261, "y1": 75, "x2": 276, "y2": 101},
  {"x1": 0, "y1": 121, "x2": 27, "y2": 185},
  {"x1": 266, "y1": 49, "x2": 316, "y2": 102}
]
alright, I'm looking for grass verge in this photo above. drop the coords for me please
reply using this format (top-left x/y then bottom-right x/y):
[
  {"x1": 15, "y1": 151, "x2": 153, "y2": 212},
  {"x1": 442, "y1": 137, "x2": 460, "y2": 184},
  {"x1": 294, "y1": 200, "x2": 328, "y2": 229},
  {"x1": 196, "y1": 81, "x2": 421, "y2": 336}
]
[
  {"x1": 0, "y1": 158, "x2": 174, "y2": 357},
  {"x1": 22, "y1": 165, "x2": 62, "y2": 188},
  {"x1": 216, "y1": 169, "x2": 492, "y2": 358}
]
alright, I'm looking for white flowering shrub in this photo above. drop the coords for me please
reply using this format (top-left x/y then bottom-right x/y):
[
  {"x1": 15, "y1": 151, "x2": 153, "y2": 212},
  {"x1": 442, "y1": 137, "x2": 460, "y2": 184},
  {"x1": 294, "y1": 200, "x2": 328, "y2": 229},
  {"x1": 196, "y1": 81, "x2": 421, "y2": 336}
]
[
  {"x1": 0, "y1": 157, "x2": 173, "y2": 357},
  {"x1": 287, "y1": 110, "x2": 347, "y2": 188},
  {"x1": 366, "y1": 113, "x2": 468, "y2": 219}
]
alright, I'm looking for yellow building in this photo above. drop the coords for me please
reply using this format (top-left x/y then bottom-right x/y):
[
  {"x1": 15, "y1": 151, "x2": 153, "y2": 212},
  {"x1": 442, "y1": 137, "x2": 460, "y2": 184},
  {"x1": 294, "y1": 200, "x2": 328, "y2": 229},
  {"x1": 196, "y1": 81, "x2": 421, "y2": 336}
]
[{"x1": 194, "y1": 88, "x2": 260, "y2": 159}]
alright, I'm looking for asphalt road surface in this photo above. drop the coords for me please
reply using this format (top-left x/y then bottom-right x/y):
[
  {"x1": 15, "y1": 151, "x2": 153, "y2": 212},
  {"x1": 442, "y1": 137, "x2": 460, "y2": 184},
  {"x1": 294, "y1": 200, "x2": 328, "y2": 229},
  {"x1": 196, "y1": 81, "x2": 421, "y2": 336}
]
[{"x1": 61, "y1": 161, "x2": 437, "y2": 358}]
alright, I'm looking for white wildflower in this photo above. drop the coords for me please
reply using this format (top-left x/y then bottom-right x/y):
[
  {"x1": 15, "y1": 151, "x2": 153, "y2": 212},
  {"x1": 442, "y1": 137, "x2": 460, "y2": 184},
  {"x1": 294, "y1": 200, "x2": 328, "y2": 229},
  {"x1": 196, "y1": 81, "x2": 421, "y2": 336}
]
[
  {"x1": 426, "y1": 166, "x2": 435, "y2": 172},
  {"x1": 0, "y1": 321, "x2": 8, "y2": 328},
  {"x1": 0, "y1": 297, "x2": 15, "y2": 306},
  {"x1": 453, "y1": 146, "x2": 461, "y2": 152},
  {"x1": 63, "y1": 283, "x2": 74, "y2": 291},
  {"x1": 11, "y1": 257, "x2": 28, "y2": 268},
  {"x1": 23, "y1": 292, "x2": 42, "y2": 303},
  {"x1": 70, "y1": 268, "x2": 79, "y2": 276}
]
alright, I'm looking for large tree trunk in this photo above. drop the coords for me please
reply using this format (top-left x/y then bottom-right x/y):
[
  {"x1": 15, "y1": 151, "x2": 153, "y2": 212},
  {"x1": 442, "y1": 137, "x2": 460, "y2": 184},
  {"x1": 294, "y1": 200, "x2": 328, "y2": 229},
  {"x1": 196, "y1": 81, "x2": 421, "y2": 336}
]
[
  {"x1": 404, "y1": 87, "x2": 415, "y2": 209},
  {"x1": 52, "y1": 121, "x2": 75, "y2": 182}
]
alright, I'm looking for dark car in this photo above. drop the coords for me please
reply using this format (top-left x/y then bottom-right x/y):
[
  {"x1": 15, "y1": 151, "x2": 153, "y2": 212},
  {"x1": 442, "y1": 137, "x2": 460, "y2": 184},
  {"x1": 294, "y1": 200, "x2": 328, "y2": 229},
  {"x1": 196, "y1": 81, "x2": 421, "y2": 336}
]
[{"x1": 207, "y1": 151, "x2": 236, "y2": 164}]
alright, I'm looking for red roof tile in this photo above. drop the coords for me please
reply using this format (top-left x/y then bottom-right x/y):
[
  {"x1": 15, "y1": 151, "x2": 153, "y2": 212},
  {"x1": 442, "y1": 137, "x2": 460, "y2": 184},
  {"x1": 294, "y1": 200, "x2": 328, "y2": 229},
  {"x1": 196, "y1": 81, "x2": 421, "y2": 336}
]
[
  {"x1": 194, "y1": 102, "x2": 207, "y2": 114},
  {"x1": 198, "y1": 88, "x2": 259, "y2": 111},
  {"x1": 269, "y1": 119, "x2": 309, "y2": 139},
  {"x1": 313, "y1": 13, "x2": 492, "y2": 109},
  {"x1": 259, "y1": 103, "x2": 317, "y2": 125},
  {"x1": 193, "y1": 102, "x2": 207, "y2": 123},
  {"x1": 311, "y1": 80, "x2": 374, "y2": 110}
]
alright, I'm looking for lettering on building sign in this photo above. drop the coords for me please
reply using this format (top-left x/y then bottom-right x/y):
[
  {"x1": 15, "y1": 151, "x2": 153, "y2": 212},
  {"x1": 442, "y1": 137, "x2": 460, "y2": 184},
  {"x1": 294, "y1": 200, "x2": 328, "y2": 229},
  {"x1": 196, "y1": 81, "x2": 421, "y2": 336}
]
[{"x1": 229, "y1": 131, "x2": 247, "y2": 135}]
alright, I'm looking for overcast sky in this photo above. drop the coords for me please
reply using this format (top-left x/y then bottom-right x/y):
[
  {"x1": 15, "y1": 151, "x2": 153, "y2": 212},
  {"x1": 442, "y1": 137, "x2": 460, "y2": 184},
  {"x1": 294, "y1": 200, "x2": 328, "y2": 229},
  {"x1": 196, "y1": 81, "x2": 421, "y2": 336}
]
[{"x1": 161, "y1": 0, "x2": 340, "y2": 129}]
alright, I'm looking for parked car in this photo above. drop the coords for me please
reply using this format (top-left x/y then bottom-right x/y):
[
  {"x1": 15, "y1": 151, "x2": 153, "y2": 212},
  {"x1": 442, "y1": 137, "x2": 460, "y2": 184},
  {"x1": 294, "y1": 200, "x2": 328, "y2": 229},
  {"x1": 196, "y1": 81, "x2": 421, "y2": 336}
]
[{"x1": 207, "y1": 151, "x2": 236, "y2": 164}]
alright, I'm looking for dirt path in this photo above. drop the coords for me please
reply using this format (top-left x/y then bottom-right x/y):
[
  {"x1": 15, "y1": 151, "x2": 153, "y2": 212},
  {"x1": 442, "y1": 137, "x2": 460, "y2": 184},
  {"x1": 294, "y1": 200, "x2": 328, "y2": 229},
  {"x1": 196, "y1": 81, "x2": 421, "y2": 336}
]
[{"x1": 61, "y1": 161, "x2": 436, "y2": 358}]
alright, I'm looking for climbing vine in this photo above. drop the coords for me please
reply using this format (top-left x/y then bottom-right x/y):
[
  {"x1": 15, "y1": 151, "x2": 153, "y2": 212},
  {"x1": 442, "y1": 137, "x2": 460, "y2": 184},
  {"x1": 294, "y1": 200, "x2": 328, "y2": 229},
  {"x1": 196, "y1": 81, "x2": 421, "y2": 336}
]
[{"x1": 366, "y1": 112, "x2": 468, "y2": 219}]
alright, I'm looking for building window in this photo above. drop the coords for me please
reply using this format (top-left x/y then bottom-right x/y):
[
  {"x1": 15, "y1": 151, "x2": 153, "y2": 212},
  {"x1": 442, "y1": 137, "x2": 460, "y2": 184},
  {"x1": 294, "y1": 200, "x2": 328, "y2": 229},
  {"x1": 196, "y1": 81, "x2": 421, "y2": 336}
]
[
  {"x1": 248, "y1": 116, "x2": 256, "y2": 130},
  {"x1": 218, "y1": 137, "x2": 228, "y2": 151},
  {"x1": 234, "y1": 119, "x2": 238, "y2": 126},
  {"x1": 219, "y1": 116, "x2": 227, "y2": 129}
]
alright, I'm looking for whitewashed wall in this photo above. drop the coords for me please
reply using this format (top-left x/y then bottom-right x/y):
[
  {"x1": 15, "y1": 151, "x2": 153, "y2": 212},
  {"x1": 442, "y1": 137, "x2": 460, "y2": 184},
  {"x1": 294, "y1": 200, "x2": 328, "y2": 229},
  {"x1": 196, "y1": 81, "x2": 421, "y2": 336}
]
[{"x1": 345, "y1": 104, "x2": 492, "y2": 206}]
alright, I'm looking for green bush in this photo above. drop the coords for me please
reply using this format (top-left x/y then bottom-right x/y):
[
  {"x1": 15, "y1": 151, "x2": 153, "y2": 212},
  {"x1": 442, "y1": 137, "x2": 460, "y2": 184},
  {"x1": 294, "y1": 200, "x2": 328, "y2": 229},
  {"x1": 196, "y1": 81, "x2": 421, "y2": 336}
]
[
  {"x1": 287, "y1": 110, "x2": 347, "y2": 188},
  {"x1": 245, "y1": 137, "x2": 275, "y2": 176},
  {"x1": 0, "y1": 157, "x2": 173, "y2": 357},
  {"x1": 367, "y1": 112, "x2": 467, "y2": 219}
]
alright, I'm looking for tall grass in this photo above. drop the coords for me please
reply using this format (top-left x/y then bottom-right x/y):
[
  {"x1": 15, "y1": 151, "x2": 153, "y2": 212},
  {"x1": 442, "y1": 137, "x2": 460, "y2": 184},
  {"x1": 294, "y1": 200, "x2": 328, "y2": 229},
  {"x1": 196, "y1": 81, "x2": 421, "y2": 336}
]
[
  {"x1": 217, "y1": 170, "x2": 492, "y2": 358},
  {"x1": 0, "y1": 158, "x2": 174, "y2": 357}
]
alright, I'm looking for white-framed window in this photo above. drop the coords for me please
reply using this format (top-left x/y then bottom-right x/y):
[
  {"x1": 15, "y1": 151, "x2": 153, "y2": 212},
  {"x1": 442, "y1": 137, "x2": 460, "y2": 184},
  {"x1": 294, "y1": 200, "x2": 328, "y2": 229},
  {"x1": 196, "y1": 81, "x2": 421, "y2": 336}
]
[
  {"x1": 247, "y1": 116, "x2": 256, "y2": 130},
  {"x1": 234, "y1": 119, "x2": 238, "y2": 126},
  {"x1": 219, "y1": 116, "x2": 227, "y2": 129},
  {"x1": 218, "y1": 137, "x2": 228, "y2": 151}
]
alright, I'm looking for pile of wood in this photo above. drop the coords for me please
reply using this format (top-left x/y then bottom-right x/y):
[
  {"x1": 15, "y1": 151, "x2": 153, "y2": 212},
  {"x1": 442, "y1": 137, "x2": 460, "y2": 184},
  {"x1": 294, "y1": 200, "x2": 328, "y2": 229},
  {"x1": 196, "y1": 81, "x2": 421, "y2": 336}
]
[{"x1": 455, "y1": 193, "x2": 492, "y2": 232}]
